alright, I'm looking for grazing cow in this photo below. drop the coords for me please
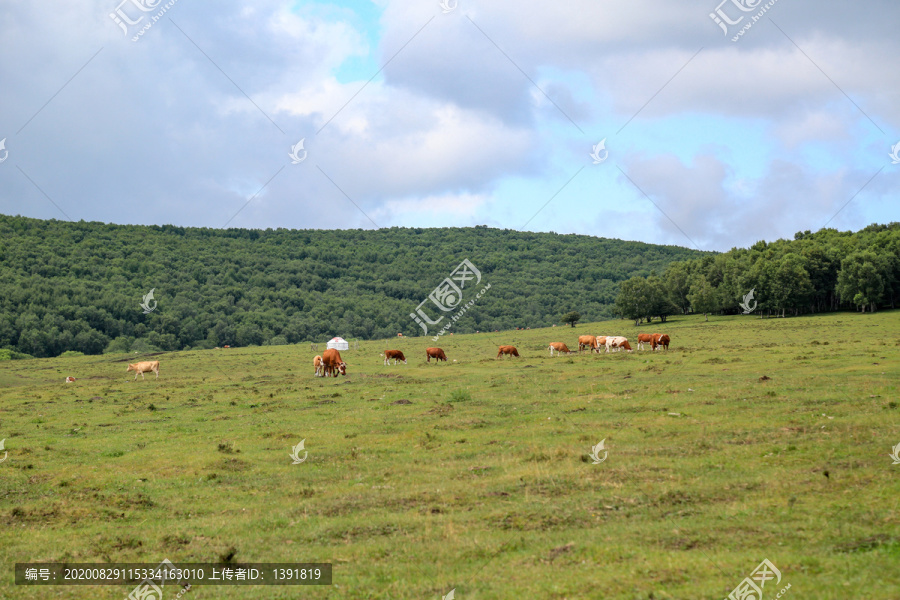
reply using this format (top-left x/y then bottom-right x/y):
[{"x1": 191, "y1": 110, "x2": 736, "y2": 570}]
[
  {"x1": 655, "y1": 334, "x2": 670, "y2": 351},
  {"x1": 578, "y1": 335, "x2": 598, "y2": 353},
  {"x1": 313, "y1": 355, "x2": 324, "y2": 377},
  {"x1": 549, "y1": 342, "x2": 570, "y2": 356},
  {"x1": 126, "y1": 360, "x2": 160, "y2": 380},
  {"x1": 497, "y1": 345, "x2": 520, "y2": 358},
  {"x1": 637, "y1": 333, "x2": 657, "y2": 351},
  {"x1": 382, "y1": 350, "x2": 407, "y2": 365},
  {"x1": 605, "y1": 337, "x2": 632, "y2": 353},
  {"x1": 426, "y1": 347, "x2": 447, "y2": 362},
  {"x1": 321, "y1": 348, "x2": 347, "y2": 377},
  {"x1": 65, "y1": 376, "x2": 76, "y2": 383}
]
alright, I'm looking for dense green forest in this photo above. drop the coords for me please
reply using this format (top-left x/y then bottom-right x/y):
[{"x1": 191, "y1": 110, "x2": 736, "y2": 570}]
[
  {"x1": 614, "y1": 223, "x2": 900, "y2": 323},
  {"x1": 0, "y1": 215, "x2": 704, "y2": 358}
]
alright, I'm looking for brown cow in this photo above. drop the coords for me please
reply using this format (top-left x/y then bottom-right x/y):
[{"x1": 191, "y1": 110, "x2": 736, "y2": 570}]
[
  {"x1": 549, "y1": 342, "x2": 570, "y2": 356},
  {"x1": 313, "y1": 355, "x2": 324, "y2": 377},
  {"x1": 497, "y1": 345, "x2": 519, "y2": 358},
  {"x1": 322, "y1": 348, "x2": 346, "y2": 377},
  {"x1": 382, "y1": 350, "x2": 407, "y2": 365},
  {"x1": 578, "y1": 335, "x2": 597, "y2": 353},
  {"x1": 126, "y1": 360, "x2": 160, "y2": 380},
  {"x1": 637, "y1": 333, "x2": 657, "y2": 351},
  {"x1": 426, "y1": 347, "x2": 447, "y2": 362},
  {"x1": 655, "y1": 334, "x2": 670, "y2": 351}
]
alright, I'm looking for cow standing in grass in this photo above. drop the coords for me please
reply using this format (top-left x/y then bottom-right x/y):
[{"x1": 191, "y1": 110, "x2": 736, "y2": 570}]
[
  {"x1": 637, "y1": 334, "x2": 657, "y2": 351},
  {"x1": 322, "y1": 349, "x2": 347, "y2": 377},
  {"x1": 127, "y1": 361, "x2": 160, "y2": 380},
  {"x1": 426, "y1": 348, "x2": 447, "y2": 362},
  {"x1": 313, "y1": 355, "x2": 325, "y2": 377},
  {"x1": 578, "y1": 335, "x2": 597, "y2": 353},
  {"x1": 605, "y1": 337, "x2": 632, "y2": 353},
  {"x1": 549, "y1": 342, "x2": 570, "y2": 356},
  {"x1": 655, "y1": 334, "x2": 670, "y2": 351},
  {"x1": 382, "y1": 350, "x2": 407, "y2": 365},
  {"x1": 497, "y1": 345, "x2": 519, "y2": 358}
]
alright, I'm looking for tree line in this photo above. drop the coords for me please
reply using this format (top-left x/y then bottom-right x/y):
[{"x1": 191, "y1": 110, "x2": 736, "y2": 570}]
[
  {"x1": 0, "y1": 215, "x2": 703, "y2": 358},
  {"x1": 614, "y1": 223, "x2": 900, "y2": 324}
]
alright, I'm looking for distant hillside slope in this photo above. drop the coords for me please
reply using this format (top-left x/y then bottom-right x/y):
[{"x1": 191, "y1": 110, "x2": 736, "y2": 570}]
[{"x1": 0, "y1": 215, "x2": 707, "y2": 357}]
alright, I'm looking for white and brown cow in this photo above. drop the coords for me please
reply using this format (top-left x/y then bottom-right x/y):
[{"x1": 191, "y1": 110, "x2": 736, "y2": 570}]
[
  {"x1": 382, "y1": 350, "x2": 407, "y2": 365},
  {"x1": 654, "y1": 334, "x2": 670, "y2": 351},
  {"x1": 313, "y1": 355, "x2": 325, "y2": 377},
  {"x1": 637, "y1": 333, "x2": 657, "y2": 351},
  {"x1": 605, "y1": 337, "x2": 632, "y2": 353},
  {"x1": 549, "y1": 342, "x2": 571, "y2": 356}
]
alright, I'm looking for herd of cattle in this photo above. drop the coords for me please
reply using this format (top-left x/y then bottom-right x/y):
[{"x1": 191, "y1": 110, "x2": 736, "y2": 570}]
[
  {"x1": 102, "y1": 334, "x2": 672, "y2": 381},
  {"x1": 311, "y1": 333, "x2": 671, "y2": 378}
]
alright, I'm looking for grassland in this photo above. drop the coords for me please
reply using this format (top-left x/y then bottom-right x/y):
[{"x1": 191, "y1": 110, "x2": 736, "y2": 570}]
[{"x1": 1, "y1": 311, "x2": 899, "y2": 599}]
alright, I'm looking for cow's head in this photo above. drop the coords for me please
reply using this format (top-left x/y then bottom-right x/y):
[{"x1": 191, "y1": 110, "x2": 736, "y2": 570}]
[
  {"x1": 337, "y1": 361, "x2": 347, "y2": 376},
  {"x1": 126, "y1": 364, "x2": 135, "y2": 372}
]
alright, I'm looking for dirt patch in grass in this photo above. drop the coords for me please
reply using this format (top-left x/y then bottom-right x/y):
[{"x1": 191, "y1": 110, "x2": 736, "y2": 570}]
[
  {"x1": 834, "y1": 534, "x2": 896, "y2": 553},
  {"x1": 215, "y1": 458, "x2": 251, "y2": 472}
]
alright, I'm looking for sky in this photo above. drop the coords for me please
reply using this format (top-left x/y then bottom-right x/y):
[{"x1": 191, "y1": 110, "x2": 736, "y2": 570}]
[{"x1": 0, "y1": 0, "x2": 898, "y2": 252}]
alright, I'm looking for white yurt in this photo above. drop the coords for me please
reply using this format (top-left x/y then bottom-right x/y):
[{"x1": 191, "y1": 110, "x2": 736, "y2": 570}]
[{"x1": 326, "y1": 336, "x2": 349, "y2": 351}]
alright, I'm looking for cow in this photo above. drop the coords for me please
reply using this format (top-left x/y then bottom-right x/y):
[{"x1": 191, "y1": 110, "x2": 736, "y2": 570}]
[
  {"x1": 549, "y1": 342, "x2": 570, "y2": 356},
  {"x1": 126, "y1": 360, "x2": 160, "y2": 380},
  {"x1": 637, "y1": 333, "x2": 657, "y2": 351},
  {"x1": 605, "y1": 337, "x2": 632, "y2": 353},
  {"x1": 313, "y1": 355, "x2": 324, "y2": 377},
  {"x1": 578, "y1": 335, "x2": 598, "y2": 353},
  {"x1": 497, "y1": 345, "x2": 519, "y2": 358},
  {"x1": 426, "y1": 347, "x2": 447, "y2": 362},
  {"x1": 321, "y1": 348, "x2": 347, "y2": 377},
  {"x1": 382, "y1": 350, "x2": 407, "y2": 365},
  {"x1": 65, "y1": 376, "x2": 76, "y2": 383},
  {"x1": 655, "y1": 334, "x2": 670, "y2": 351}
]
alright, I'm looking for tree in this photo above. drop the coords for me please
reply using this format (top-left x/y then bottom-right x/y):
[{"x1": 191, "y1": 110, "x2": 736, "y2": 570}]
[
  {"x1": 664, "y1": 262, "x2": 692, "y2": 315},
  {"x1": 770, "y1": 253, "x2": 814, "y2": 317},
  {"x1": 614, "y1": 277, "x2": 651, "y2": 325},
  {"x1": 837, "y1": 251, "x2": 886, "y2": 312},
  {"x1": 646, "y1": 274, "x2": 676, "y2": 322},
  {"x1": 561, "y1": 311, "x2": 581, "y2": 327},
  {"x1": 687, "y1": 276, "x2": 721, "y2": 321}
]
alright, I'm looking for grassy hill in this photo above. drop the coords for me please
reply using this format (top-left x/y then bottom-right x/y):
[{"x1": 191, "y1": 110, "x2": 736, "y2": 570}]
[
  {"x1": 1, "y1": 311, "x2": 898, "y2": 599},
  {"x1": 0, "y1": 215, "x2": 705, "y2": 357}
]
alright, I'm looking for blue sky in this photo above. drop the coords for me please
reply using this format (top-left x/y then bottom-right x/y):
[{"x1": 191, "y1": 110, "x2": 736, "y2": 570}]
[{"x1": 0, "y1": 0, "x2": 897, "y2": 250}]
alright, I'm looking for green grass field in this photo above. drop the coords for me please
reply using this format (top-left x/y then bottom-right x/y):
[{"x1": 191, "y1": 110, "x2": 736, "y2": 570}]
[{"x1": 1, "y1": 311, "x2": 899, "y2": 599}]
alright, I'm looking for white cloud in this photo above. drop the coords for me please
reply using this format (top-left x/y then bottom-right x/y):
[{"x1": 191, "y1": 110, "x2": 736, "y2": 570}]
[{"x1": 0, "y1": 0, "x2": 896, "y2": 245}]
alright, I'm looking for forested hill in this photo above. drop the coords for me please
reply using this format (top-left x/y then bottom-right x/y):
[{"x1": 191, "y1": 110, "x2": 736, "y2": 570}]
[{"x1": 0, "y1": 215, "x2": 705, "y2": 357}]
